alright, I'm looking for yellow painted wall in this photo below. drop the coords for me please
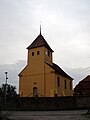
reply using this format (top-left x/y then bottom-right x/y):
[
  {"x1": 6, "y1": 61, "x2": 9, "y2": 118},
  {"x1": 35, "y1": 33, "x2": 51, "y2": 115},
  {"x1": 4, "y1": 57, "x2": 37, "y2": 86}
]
[
  {"x1": 55, "y1": 76, "x2": 73, "y2": 96},
  {"x1": 19, "y1": 46, "x2": 73, "y2": 97}
]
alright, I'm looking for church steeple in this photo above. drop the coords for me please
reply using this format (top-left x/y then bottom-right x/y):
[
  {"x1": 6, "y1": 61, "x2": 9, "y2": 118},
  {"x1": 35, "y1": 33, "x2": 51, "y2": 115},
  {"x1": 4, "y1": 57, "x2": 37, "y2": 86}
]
[
  {"x1": 40, "y1": 23, "x2": 41, "y2": 35},
  {"x1": 27, "y1": 29, "x2": 54, "y2": 52}
]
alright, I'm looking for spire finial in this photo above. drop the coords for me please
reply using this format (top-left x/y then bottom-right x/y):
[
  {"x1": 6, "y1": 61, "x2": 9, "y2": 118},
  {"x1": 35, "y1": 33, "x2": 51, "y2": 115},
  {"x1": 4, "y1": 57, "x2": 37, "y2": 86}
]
[{"x1": 40, "y1": 22, "x2": 41, "y2": 35}]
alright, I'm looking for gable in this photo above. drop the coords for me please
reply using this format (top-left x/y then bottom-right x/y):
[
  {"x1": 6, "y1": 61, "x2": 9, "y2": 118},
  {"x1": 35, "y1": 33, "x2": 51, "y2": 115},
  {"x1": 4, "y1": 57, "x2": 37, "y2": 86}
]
[{"x1": 18, "y1": 65, "x2": 28, "y2": 77}]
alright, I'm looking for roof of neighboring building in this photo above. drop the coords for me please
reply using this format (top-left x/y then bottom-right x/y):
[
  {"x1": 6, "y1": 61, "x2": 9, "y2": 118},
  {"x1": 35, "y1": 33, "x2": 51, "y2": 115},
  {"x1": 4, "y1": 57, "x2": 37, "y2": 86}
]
[
  {"x1": 81, "y1": 75, "x2": 90, "y2": 82},
  {"x1": 46, "y1": 62, "x2": 73, "y2": 80},
  {"x1": 74, "y1": 75, "x2": 90, "y2": 95},
  {"x1": 27, "y1": 34, "x2": 54, "y2": 52}
]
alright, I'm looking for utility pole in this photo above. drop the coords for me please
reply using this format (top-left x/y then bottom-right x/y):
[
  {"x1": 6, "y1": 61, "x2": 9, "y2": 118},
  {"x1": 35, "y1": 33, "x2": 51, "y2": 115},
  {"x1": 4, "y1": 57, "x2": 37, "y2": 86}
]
[
  {"x1": 5, "y1": 72, "x2": 8, "y2": 85},
  {"x1": 4, "y1": 72, "x2": 8, "y2": 109}
]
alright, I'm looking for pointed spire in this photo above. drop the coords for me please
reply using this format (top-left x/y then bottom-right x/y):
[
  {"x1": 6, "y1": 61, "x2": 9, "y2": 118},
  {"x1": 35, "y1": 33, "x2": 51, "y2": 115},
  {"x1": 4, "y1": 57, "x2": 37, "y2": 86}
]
[{"x1": 40, "y1": 22, "x2": 41, "y2": 35}]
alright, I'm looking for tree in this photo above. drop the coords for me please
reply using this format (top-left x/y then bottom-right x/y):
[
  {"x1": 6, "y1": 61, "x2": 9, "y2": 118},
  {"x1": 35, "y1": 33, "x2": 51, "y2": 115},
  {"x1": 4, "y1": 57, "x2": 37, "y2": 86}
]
[
  {"x1": 0, "y1": 84, "x2": 17, "y2": 110},
  {"x1": 0, "y1": 84, "x2": 17, "y2": 98}
]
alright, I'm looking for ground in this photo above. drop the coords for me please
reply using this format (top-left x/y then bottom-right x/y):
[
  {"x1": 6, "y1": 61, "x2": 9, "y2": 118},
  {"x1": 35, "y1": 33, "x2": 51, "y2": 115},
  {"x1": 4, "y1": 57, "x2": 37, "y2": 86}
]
[{"x1": 5, "y1": 110, "x2": 90, "y2": 120}]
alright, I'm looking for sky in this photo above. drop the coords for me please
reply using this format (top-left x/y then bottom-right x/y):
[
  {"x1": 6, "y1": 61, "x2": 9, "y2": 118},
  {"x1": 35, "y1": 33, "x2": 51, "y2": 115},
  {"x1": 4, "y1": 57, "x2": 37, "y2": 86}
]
[{"x1": 0, "y1": 0, "x2": 90, "y2": 92}]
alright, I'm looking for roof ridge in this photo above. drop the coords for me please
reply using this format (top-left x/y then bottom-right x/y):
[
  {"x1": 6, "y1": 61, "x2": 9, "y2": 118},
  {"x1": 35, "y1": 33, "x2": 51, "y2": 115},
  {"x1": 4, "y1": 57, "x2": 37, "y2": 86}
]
[{"x1": 46, "y1": 62, "x2": 73, "y2": 80}]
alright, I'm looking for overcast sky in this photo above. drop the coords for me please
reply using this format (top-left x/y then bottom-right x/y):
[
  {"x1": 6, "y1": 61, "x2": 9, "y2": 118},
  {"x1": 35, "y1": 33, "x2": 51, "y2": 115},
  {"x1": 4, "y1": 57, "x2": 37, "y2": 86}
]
[{"x1": 0, "y1": 0, "x2": 90, "y2": 91}]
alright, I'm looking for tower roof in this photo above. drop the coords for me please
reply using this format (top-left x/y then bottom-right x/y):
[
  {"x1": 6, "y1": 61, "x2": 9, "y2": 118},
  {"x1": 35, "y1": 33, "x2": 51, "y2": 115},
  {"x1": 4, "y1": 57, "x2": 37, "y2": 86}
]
[{"x1": 27, "y1": 34, "x2": 54, "y2": 52}]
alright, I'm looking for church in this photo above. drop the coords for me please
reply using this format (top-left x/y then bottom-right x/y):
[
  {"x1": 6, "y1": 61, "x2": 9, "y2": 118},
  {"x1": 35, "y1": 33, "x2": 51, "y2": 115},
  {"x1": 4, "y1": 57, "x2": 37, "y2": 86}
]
[{"x1": 18, "y1": 28, "x2": 73, "y2": 97}]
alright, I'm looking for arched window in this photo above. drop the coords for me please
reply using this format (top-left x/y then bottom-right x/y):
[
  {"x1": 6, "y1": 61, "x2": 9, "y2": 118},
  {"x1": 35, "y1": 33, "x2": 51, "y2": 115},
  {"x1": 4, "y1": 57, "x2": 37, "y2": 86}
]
[
  {"x1": 32, "y1": 52, "x2": 34, "y2": 56},
  {"x1": 33, "y1": 87, "x2": 38, "y2": 97},
  {"x1": 37, "y1": 51, "x2": 40, "y2": 55}
]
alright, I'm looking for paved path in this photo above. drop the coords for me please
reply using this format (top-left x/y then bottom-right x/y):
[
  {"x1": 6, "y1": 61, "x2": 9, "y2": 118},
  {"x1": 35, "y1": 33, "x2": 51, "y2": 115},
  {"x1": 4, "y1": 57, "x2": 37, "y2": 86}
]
[{"x1": 7, "y1": 110, "x2": 90, "y2": 120}]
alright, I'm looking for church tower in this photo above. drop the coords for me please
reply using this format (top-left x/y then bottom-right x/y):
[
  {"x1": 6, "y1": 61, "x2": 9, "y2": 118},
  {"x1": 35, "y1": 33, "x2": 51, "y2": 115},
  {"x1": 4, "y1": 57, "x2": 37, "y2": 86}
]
[
  {"x1": 19, "y1": 29, "x2": 73, "y2": 97},
  {"x1": 27, "y1": 29, "x2": 53, "y2": 66}
]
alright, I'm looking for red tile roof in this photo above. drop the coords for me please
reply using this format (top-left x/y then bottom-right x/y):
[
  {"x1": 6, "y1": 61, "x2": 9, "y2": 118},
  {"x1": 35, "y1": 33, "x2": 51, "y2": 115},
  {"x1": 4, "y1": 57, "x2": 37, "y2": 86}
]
[
  {"x1": 74, "y1": 75, "x2": 90, "y2": 96},
  {"x1": 81, "y1": 75, "x2": 90, "y2": 82}
]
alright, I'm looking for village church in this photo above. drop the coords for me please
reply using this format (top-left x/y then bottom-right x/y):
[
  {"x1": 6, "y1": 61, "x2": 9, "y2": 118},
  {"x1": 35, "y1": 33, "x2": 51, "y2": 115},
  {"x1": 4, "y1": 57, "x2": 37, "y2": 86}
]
[{"x1": 19, "y1": 28, "x2": 73, "y2": 97}]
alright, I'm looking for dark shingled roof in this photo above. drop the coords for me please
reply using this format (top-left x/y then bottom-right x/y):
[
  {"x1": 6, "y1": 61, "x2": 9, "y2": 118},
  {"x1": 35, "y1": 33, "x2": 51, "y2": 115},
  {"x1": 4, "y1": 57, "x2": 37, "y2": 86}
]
[
  {"x1": 27, "y1": 34, "x2": 53, "y2": 52},
  {"x1": 47, "y1": 62, "x2": 73, "y2": 80}
]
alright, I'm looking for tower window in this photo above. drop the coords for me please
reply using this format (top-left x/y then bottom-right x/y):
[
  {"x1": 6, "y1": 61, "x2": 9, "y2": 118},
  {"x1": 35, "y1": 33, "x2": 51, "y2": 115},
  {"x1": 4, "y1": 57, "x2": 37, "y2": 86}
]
[
  {"x1": 37, "y1": 51, "x2": 40, "y2": 55},
  {"x1": 48, "y1": 51, "x2": 50, "y2": 56},
  {"x1": 57, "y1": 76, "x2": 60, "y2": 87},
  {"x1": 32, "y1": 52, "x2": 34, "y2": 56},
  {"x1": 45, "y1": 51, "x2": 48, "y2": 56},
  {"x1": 45, "y1": 51, "x2": 50, "y2": 56},
  {"x1": 64, "y1": 80, "x2": 67, "y2": 89},
  {"x1": 70, "y1": 81, "x2": 72, "y2": 90}
]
